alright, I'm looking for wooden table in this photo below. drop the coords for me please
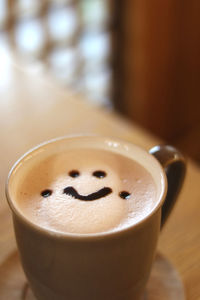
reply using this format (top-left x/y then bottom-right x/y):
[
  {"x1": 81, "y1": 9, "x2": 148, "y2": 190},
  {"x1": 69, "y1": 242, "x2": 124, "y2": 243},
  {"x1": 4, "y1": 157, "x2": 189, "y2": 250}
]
[{"x1": 0, "y1": 53, "x2": 200, "y2": 300}]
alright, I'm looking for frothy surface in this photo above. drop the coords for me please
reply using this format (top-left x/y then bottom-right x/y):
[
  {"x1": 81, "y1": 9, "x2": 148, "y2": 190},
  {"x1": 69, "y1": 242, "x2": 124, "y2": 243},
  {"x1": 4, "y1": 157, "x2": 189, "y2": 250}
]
[{"x1": 15, "y1": 149, "x2": 157, "y2": 234}]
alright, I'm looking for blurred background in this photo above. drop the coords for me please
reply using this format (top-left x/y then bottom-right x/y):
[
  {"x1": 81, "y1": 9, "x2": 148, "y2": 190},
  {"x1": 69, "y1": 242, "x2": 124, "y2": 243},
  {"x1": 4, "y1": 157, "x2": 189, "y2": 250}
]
[{"x1": 0, "y1": 0, "x2": 200, "y2": 163}]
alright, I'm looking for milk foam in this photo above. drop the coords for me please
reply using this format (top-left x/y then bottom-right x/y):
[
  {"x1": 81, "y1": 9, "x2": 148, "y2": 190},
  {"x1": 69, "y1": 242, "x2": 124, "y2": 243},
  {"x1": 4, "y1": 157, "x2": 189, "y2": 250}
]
[{"x1": 15, "y1": 149, "x2": 157, "y2": 234}]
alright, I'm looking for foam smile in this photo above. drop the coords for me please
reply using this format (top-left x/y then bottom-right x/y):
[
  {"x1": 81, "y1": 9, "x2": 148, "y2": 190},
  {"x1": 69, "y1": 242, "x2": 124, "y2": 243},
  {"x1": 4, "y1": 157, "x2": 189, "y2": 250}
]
[{"x1": 63, "y1": 186, "x2": 112, "y2": 201}]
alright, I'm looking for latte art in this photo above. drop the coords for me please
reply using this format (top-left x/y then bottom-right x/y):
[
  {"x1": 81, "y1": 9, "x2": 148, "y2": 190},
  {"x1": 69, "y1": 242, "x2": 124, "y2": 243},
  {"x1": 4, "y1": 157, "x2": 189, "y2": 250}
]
[
  {"x1": 14, "y1": 148, "x2": 157, "y2": 234},
  {"x1": 41, "y1": 168, "x2": 130, "y2": 202}
]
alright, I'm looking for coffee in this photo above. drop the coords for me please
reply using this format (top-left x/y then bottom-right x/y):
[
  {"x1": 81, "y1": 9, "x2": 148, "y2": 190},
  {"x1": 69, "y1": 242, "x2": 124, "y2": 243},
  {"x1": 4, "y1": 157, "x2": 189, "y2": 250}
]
[{"x1": 14, "y1": 148, "x2": 157, "y2": 234}]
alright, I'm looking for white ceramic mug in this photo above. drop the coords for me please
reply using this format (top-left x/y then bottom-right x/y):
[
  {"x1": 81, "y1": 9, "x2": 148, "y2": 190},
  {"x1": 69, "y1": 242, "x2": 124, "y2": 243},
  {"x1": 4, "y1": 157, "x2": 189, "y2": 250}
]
[{"x1": 6, "y1": 136, "x2": 186, "y2": 300}]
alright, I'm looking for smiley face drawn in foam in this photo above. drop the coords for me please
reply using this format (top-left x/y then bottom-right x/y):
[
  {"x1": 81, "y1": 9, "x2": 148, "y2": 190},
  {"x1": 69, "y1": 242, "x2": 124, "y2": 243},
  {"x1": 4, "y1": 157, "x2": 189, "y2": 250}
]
[
  {"x1": 17, "y1": 148, "x2": 156, "y2": 234},
  {"x1": 41, "y1": 169, "x2": 131, "y2": 201}
]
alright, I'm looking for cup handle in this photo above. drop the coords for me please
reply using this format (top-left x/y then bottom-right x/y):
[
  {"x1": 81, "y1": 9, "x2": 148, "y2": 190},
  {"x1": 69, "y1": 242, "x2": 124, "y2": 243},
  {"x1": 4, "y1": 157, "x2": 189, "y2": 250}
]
[{"x1": 149, "y1": 145, "x2": 186, "y2": 227}]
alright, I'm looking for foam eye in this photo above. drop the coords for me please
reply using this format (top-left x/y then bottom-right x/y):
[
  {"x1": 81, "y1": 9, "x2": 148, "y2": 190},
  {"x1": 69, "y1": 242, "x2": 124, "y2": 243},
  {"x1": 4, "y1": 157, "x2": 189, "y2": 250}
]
[
  {"x1": 92, "y1": 170, "x2": 106, "y2": 178},
  {"x1": 69, "y1": 170, "x2": 80, "y2": 178},
  {"x1": 41, "y1": 189, "x2": 52, "y2": 197},
  {"x1": 119, "y1": 191, "x2": 131, "y2": 199}
]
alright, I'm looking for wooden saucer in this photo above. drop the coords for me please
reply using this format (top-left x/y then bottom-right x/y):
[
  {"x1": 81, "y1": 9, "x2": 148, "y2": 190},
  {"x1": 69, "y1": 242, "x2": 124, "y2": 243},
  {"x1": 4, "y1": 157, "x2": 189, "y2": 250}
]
[{"x1": 0, "y1": 252, "x2": 185, "y2": 300}]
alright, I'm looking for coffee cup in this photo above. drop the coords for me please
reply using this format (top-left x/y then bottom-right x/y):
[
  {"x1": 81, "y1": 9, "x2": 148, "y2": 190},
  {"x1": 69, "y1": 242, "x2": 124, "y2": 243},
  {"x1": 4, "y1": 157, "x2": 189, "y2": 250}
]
[{"x1": 6, "y1": 136, "x2": 186, "y2": 300}]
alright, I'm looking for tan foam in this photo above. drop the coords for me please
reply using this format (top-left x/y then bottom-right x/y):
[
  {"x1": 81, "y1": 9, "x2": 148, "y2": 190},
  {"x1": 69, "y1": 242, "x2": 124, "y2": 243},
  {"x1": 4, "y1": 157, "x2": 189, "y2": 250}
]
[{"x1": 15, "y1": 148, "x2": 157, "y2": 234}]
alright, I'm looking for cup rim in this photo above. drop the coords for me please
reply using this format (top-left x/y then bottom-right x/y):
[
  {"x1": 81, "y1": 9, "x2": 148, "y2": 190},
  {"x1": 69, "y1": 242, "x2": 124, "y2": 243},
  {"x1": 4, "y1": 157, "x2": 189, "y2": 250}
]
[{"x1": 6, "y1": 135, "x2": 167, "y2": 240}]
